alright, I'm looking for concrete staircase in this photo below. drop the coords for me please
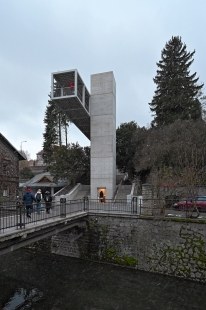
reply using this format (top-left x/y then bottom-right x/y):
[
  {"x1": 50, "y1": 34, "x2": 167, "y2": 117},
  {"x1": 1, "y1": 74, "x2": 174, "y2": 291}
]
[
  {"x1": 72, "y1": 185, "x2": 90, "y2": 200},
  {"x1": 55, "y1": 182, "x2": 132, "y2": 201},
  {"x1": 55, "y1": 184, "x2": 74, "y2": 196},
  {"x1": 115, "y1": 185, "x2": 132, "y2": 200}
]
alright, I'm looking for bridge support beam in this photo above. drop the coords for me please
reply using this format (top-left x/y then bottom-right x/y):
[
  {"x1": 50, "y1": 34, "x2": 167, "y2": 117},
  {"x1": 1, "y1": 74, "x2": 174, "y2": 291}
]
[
  {"x1": 0, "y1": 215, "x2": 87, "y2": 256},
  {"x1": 90, "y1": 72, "x2": 116, "y2": 200}
]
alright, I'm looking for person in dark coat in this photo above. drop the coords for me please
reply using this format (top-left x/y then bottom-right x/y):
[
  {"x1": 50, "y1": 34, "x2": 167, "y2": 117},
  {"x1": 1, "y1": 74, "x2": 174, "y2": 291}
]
[
  {"x1": 44, "y1": 191, "x2": 52, "y2": 214},
  {"x1": 23, "y1": 187, "x2": 36, "y2": 218},
  {"x1": 99, "y1": 190, "x2": 104, "y2": 203}
]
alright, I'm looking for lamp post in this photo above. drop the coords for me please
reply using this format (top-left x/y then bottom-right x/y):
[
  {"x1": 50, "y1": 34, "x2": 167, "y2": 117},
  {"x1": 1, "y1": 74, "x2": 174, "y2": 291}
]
[{"x1": 20, "y1": 141, "x2": 27, "y2": 152}]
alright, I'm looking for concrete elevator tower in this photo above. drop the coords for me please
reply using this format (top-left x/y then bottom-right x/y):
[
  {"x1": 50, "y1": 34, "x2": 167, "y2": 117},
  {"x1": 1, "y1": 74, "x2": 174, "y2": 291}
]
[
  {"x1": 90, "y1": 72, "x2": 116, "y2": 200},
  {"x1": 51, "y1": 70, "x2": 116, "y2": 200}
]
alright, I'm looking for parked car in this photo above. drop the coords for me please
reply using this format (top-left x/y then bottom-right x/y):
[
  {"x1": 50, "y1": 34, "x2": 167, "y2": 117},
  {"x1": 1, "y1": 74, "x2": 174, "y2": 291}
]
[{"x1": 173, "y1": 196, "x2": 206, "y2": 211}]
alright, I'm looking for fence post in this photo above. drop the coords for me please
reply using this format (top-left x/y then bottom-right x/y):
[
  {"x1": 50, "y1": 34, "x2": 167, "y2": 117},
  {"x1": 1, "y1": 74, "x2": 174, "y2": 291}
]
[
  {"x1": 137, "y1": 195, "x2": 142, "y2": 215},
  {"x1": 141, "y1": 184, "x2": 153, "y2": 216},
  {"x1": 16, "y1": 205, "x2": 25, "y2": 229},
  {"x1": 139, "y1": 197, "x2": 142, "y2": 216},
  {"x1": 60, "y1": 196, "x2": 66, "y2": 217},
  {"x1": 19, "y1": 206, "x2": 23, "y2": 229},
  {"x1": 83, "y1": 196, "x2": 89, "y2": 212},
  {"x1": 132, "y1": 197, "x2": 137, "y2": 214}
]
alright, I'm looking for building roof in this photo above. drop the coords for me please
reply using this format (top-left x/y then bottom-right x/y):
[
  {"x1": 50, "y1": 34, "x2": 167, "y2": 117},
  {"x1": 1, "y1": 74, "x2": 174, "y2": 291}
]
[
  {"x1": 20, "y1": 172, "x2": 67, "y2": 188},
  {"x1": 0, "y1": 133, "x2": 26, "y2": 161}
]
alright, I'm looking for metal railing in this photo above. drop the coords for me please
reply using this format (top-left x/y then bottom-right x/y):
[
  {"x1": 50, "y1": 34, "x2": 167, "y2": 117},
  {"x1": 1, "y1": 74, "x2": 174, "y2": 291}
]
[
  {"x1": 138, "y1": 197, "x2": 206, "y2": 219},
  {"x1": 0, "y1": 200, "x2": 85, "y2": 233},
  {"x1": 0, "y1": 199, "x2": 17, "y2": 208},
  {"x1": 87, "y1": 198, "x2": 139, "y2": 214},
  {"x1": 53, "y1": 87, "x2": 75, "y2": 97},
  {"x1": 1, "y1": 197, "x2": 205, "y2": 233}
]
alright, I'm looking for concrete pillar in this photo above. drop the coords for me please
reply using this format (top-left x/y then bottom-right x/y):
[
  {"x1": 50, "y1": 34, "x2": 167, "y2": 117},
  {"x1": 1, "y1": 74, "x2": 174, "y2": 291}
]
[
  {"x1": 90, "y1": 72, "x2": 116, "y2": 200},
  {"x1": 142, "y1": 184, "x2": 164, "y2": 216},
  {"x1": 142, "y1": 184, "x2": 153, "y2": 216}
]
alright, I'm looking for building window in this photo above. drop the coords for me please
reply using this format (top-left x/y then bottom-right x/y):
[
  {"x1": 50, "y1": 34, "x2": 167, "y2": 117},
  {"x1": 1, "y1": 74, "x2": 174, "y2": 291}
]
[{"x1": 3, "y1": 187, "x2": 9, "y2": 197}]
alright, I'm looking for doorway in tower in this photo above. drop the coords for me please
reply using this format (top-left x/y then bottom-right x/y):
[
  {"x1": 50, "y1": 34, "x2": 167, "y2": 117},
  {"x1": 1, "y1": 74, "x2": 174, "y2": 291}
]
[{"x1": 98, "y1": 188, "x2": 106, "y2": 203}]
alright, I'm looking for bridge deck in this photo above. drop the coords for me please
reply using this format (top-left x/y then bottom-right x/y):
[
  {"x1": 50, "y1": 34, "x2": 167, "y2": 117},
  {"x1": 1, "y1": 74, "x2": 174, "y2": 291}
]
[{"x1": 0, "y1": 210, "x2": 87, "y2": 256}]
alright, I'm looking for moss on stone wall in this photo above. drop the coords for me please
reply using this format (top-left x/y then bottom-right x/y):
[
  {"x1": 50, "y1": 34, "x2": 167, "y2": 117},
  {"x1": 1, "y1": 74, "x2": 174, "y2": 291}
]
[
  {"x1": 103, "y1": 247, "x2": 138, "y2": 267},
  {"x1": 149, "y1": 225, "x2": 206, "y2": 281},
  {"x1": 35, "y1": 215, "x2": 206, "y2": 282},
  {"x1": 78, "y1": 218, "x2": 138, "y2": 268}
]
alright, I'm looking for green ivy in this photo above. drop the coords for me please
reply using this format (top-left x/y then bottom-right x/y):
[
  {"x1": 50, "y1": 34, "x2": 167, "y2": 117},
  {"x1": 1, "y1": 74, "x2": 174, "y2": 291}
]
[{"x1": 103, "y1": 248, "x2": 138, "y2": 267}]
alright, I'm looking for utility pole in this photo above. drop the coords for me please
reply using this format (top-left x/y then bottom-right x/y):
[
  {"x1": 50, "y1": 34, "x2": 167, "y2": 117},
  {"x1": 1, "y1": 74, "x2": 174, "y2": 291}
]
[{"x1": 20, "y1": 141, "x2": 27, "y2": 152}]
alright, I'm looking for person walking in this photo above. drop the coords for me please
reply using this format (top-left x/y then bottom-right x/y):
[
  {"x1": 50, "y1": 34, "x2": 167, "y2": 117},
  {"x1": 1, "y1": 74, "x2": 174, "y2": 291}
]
[
  {"x1": 35, "y1": 189, "x2": 42, "y2": 214},
  {"x1": 44, "y1": 191, "x2": 52, "y2": 214},
  {"x1": 23, "y1": 187, "x2": 36, "y2": 218}
]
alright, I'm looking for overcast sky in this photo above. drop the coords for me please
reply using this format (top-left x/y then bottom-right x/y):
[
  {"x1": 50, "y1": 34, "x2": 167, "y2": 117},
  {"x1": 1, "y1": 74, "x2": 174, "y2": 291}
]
[{"x1": 0, "y1": 0, "x2": 205, "y2": 159}]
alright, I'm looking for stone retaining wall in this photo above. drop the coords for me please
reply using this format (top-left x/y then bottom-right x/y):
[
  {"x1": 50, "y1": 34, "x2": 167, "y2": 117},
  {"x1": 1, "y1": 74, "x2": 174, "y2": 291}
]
[{"x1": 34, "y1": 214, "x2": 206, "y2": 282}]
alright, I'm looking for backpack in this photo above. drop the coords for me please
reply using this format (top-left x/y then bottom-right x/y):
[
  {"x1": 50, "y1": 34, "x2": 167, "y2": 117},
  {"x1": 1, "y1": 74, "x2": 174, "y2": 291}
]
[
  {"x1": 45, "y1": 194, "x2": 52, "y2": 202},
  {"x1": 36, "y1": 193, "x2": 41, "y2": 202}
]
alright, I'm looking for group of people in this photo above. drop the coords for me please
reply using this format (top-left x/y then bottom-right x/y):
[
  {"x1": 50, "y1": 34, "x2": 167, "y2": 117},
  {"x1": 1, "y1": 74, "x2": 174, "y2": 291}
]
[{"x1": 22, "y1": 187, "x2": 52, "y2": 218}]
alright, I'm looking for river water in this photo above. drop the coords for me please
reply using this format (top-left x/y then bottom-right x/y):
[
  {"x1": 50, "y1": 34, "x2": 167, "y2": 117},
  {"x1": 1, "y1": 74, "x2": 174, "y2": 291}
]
[{"x1": 0, "y1": 249, "x2": 206, "y2": 310}]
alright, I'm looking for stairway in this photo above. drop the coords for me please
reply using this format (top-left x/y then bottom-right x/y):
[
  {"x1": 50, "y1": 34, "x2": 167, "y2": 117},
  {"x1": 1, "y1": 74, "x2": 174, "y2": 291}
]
[
  {"x1": 115, "y1": 185, "x2": 132, "y2": 200},
  {"x1": 55, "y1": 184, "x2": 74, "y2": 196},
  {"x1": 72, "y1": 185, "x2": 90, "y2": 200}
]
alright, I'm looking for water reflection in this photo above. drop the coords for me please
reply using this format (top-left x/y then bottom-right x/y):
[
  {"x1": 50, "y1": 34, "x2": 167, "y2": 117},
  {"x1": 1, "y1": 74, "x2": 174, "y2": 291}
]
[
  {"x1": 3, "y1": 288, "x2": 43, "y2": 310},
  {"x1": 0, "y1": 249, "x2": 206, "y2": 309}
]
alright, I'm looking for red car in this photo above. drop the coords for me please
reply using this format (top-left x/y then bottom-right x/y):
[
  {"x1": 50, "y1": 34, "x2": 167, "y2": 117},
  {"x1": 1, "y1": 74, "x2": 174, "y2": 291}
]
[{"x1": 173, "y1": 196, "x2": 206, "y2": 211}]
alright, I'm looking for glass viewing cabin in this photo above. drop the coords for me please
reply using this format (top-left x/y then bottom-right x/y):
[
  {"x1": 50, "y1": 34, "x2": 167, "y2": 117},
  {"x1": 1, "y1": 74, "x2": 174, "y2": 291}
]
[{"x1": 51, "y1": 69, "x2": 90, "y2": 139}]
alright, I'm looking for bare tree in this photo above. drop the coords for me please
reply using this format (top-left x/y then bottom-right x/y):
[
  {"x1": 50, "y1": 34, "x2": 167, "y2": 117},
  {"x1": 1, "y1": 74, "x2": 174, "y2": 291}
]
[
  {"x1": 19, "y1": 150, "x2": 31, "y2": 170},
  {"x1": 133, "y1": 119, "x2": 206, "y2": 218}
]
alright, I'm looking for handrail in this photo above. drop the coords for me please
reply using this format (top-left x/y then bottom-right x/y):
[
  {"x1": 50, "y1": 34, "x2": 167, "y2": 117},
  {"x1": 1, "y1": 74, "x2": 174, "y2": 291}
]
[
  {"x1": 66, "y1": 183, "x2": 81, "y2": 200},
  {"x1": 0, "y1": 197, "x2": 202, "y2": 234},
  {"x1": 53, "y1": 86, "x2": 75, "y2": 97}
]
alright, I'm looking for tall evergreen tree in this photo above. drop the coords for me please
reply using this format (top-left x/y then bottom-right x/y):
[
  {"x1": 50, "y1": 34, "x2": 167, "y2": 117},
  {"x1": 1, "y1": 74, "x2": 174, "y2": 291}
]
[
  {"x1": 149, "y1": 36, "x2": 204, "y2": 127},
  {"x1": 43, "y1": 98, "x2": 70, "y2": 165},
  {"x1": 116, "y1": 121, "x2": 138, "y2": 179}
]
